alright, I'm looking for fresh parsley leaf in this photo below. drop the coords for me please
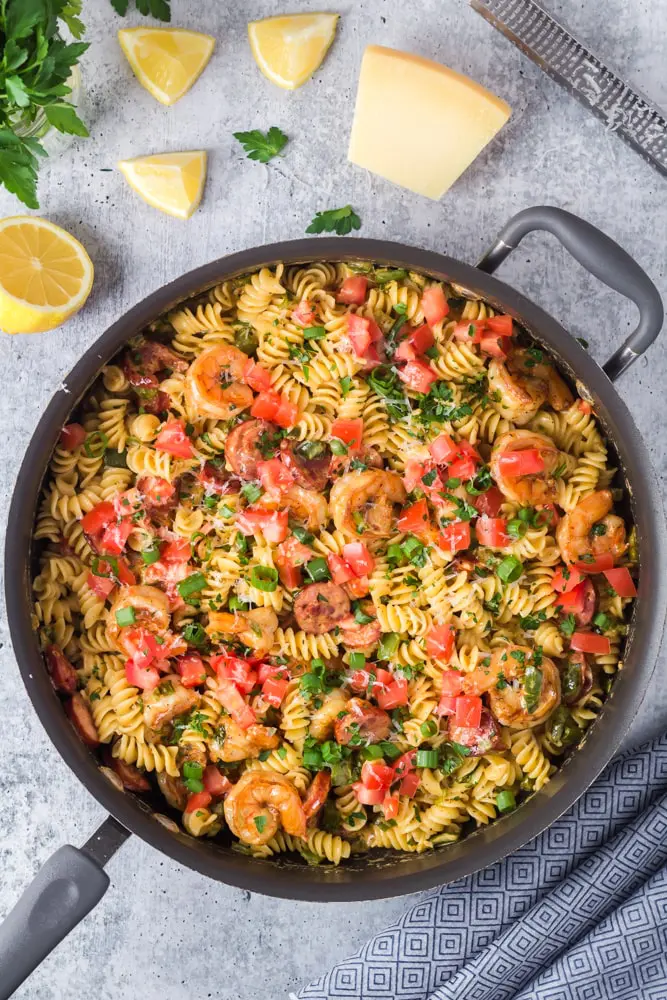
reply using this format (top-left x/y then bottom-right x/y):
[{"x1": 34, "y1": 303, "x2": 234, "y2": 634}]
[
  {"x1": 367, "y1": 365, "x2": 410, "y2": 421},
  {"x1": 111, "y1": 0, "x2": 171, "y2": 18},
  {"x1": 233, "y1": 126, "x2": 288, "y2": 163},
  {"x1": 559, "y1": 614, "x2": 577, "y2": 637},
  {"x1": 44, "y1": 103, "x2": 89, "y2": 137},
  {"x1": 306, "y1": 204, "x2": 361, "y2": 237}
]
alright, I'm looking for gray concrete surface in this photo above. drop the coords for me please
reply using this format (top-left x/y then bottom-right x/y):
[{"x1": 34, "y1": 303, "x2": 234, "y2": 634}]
[{"x1": 0, "y1": 1, "x2": 666, "y2": 997}]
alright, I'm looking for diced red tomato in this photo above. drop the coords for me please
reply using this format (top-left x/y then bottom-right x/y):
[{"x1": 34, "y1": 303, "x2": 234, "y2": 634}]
[
  {"x1": 292, "y1": 300, "x2": 315, "y2": 326},
  {"x1": 353, "y1": 782, "x2": 385, "y2": 806},
  {"x1": 349, "y1": 669, "x2": 371, "y2": 693},
  {"x1": 429, "y1": 433, "x2": 460, "y2": 465},
  {"x1": 274, "y1": 395, "x2": 299, "y2": 429},
  {"x1": 59, "y1": 423, "x2": 86, "y2": 450},
  {"x1": 452, "y1": 320, "x2": 484, "y2": 343},
  {"x1": 398, "y1": 359, "x2": 439, "y2": 394},
  {"x1": 337, "y1": 276, "x2": 368, "y2": 305},
  {"x1": 408, "y1": 324, "x2": 435, "y2": 355},
  {"x1": 154, "y1": 420, "x2": 194, "y2": 459},
  {"x1": 436, "y1": 694, "x2": 458, "y2": 717},
  {"x1": 394, "y1": 339, "x2": 417, "y2": 362},
  {"x1": 176, "y1": 653, "x2": 206, "y2": 688},
  {"x1": 573, "y1": 553, "x2": 615, "y2": 574},
  {"x1": 476, "y1": 517, "x2": 510, "y2": 548},
  {"x1": 570, "y1": 632, "x2": 611, "y2": 655},
  {"x1": 331, "y1": 418, "x2": 364, "y2": 453},
  {"x1": 426, "y1": 624, "x2": 455, "y2": 662},
  {"x1": 125, "y1": 658, "x2": 160, "y2": 691},
  {"x1": 403, "y1": 458, "x2": 436, "y2": 495},
  {"x1": 87, "y1": 571, "x2": 116, "y2": 600},
  {"x1": 275, "y1": 536, "x2": 311, "y2": 589},
  {"x1": 116, "y1": 557, "x2": 136, "y2": 586},
  {"x1": 440, "y1": 670, "x2": 464, "y2": 697},
  {"x1": 257, "y1": 662, "x2": 290, "y2": 684},
  {"x1": 215, "y1": 677, "x2": 256, "y2": 729},
  {"x1": 185, "y1": 791, "x2": 212, "y2": 814},
  {"x1": 211, "y1": 654, "x2": 258, "y2": 695},
  {"x1": 421, "y1": 285, "x2": 449, "y2": 326},
  {"x1": 327, "y1": 552, "x2": 355, "y2": 585},
  {"x1": 250, "y1": 391, "x2": 298, "y2": 429},
  {"x1": 552, "y1": 566, "x2": 585, "y2": 593},
  {"x1": 447, "y1": 455, "x2": 477, "y2": 480},
  {"x1": 161, "y1": 538, "x2": 191, "y2": 563},
  {"x1": 472, "y1": 487, "x2": 505, "y2": 518},
  {"x1": 397, "y1": 498, "x2": 432, "y2": 537},
  {"x1": 236, "y1": 507, "x2": 289, "y2": 544},
  {"x1": 342, "y1": 542, "x2": 375, "y2": 577},
  {"x1": 555, "y1": 582, "x2": 587, "y2": 614},
  {"x1": 242, "y1": 358, "x2": 272, "y2": 393},
  {"x1": 122, "y1": 628, "x2": 160, "y2": 668},
  {"x1": 603, "y1": 567, "x2": 637, "y2": 598},
  {"x1": 480, "y1": 334, "x2": 508, "y2": 359},
  {"x1": 345, "y1": 575, "x2": 370, "y2": 599},
  {"x1": 203, "y1": 765, "x2": 231, "y2": 798},
  {"x1": 485, "y1": 314, "x2": 514, "y2": 337},
  {"x1": 257, "y1": 458, "x2": 294, "y2": 496},
  {"x1": 99, "y1": 518, "x2": 133, "y2": 556},
  {"x1": 438, "y1": 521, "x2": 471, "y2": 553},
  {"x1": 382, "y1": 794, "x2": 400, "y2": 820},
  {"x1": 361, "y1": 760, "x2": 395, "y2": 791},
  {"x1": 536, "y1": 504, "x2": 560, "y2": 528},
  {"x1": 578, "y1": 399, "x2": 593, "y2": 415},
  {"x1": 376, "y1": 677, "x2": 409, "y2": 710},
  {"x1": 347, "y1": 313, "x2": 372, "y2": 357},
  {"x1": 498, "y1": 449, "x2": 545, "y2": 476},
  {"x1": 137, "y1": 476, "x2": 175, "y2": 506},
  {"x1": 261, "y1": 675, "x2": 290, "y2": 707},
  {"x1": 399, "y1": 771, "x2": 420, "y2": 798},
  {"x1": 457, "y1": 440, "x2": 481, "y2": 462},
  {"x1": 80, "y1": 501, "x2": 116, "y2": 536},
  {"x1": 392, "y1": 750, "x2": 417, "y2": 779},
  {"x1": 455, "y1": 695, "x2": 483, "y2": 729}
]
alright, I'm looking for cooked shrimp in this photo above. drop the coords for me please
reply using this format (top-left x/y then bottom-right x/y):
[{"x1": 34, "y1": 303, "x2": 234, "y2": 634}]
[
  {"x1": 224, "y1": 771, "x2": 306, "y2": 846},
  {"x1": 488, "y1": 348, "x2": 573, "y2": 425},
  {"x1": 143, "y1": 674, "x2": 199, "y2": 730},
  {"x1": 309, "y1": 688, "x2": 350, "y2": 740},
  {"x1": 329, "y1": 470, "x2": 406, "y2": 539},
  {"x1": 184, "y1": 344, "x2": 254, "y2": 421},
  {"x1": 461, "y1": 644, "x2": 561, "y2": 729},
  {"x1": 490, "y1": 430, "x2": 562, "y2": 505},
  {"x1": 556, "y1": 489, "x2": 627, "y2": 565},
  {"x1": 206, "y1": 607, "x2": 278, "y2": 654},
  {"x1": 260, "y1": 483, "x2": 328, "y2": 534},
  {"x1": 334, "y1": 697, "x2": 391, "y2": 745},
  {"x1": 209, "y1": 719, "x2": 279, "y2": 763},
  {"x1": 107, "y1": 584, "x2": 170, "y2": 647}
]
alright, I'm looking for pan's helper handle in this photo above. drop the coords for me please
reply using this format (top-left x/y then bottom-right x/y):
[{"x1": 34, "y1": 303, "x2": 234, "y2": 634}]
[
  {"x1": 0, "y1": 817, "x2": 129, "y2": 1000},
  {"x1": 477, "y1": 206, "x2": 664, "y2": 382}
]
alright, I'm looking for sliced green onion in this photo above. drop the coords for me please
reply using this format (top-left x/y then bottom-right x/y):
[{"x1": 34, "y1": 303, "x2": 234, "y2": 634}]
[
  {"x1": 250, "y1": 566, "x2": 279, "y2": 592},
  {"x1": 349, "y1": 651, "x2": 366, "y2": 670},
  {"x1": 177, "y1": 572, "x2": 207, "y2": 599},
  {"x1": 290, "y1": 522, "x2": 314, "y2": 544},
  {"x1": 374, "y1": 268, "x2": 407, "y2": 284},
  {"x1": 303, "y1": 326, "x2": 326, "y2": 340},
  {"x1": 416, "y1": 749, "x2": 439, "y2": 768},
  {"x1": 507, "y1": 519, "x2": 527, "y2": 539},
  {"x1": 523, "y1": 664, "x2": 543, "y2": 714},
  {"x1": 141, "y1": 544, "x2": 161, "y2": 565},
  {"x1": 387, "y1": 544, "x2": 404, "y2": 565},
  {"x1": 377, "y1": 632, "x2": 400, "y2": 660},
  {"x1": 228, "y1": 595, "x2": 247, "y2": 611},
  {"x1": 303, "y1": 746, "x2": 323, "y2": 769},
  {"x1": 104, "y1": 448, "x2": 128, "y2": 468},
  {"x1": 305, "y1": 558, "x2": 331, "y2": 583},
  {"x1": 497, "y1": 555, "x2": 524, "y2": 583},
  {"x1": 360, "y1": 745, "x2": 385, "y2": 761},
  {"x1": 91, "y1": 555, "x2": 117, "y2": 578},
  {"x1": 84, "y1": 430, "x2": 108, "y2": 458},
  {"x1": 330, "y1": 438, "x2": 348, "y2": 456},
  {"x1": 420, "y1": 720, "x2": 438, "y2": 738},
  {"x1": 183, "y1": 622, "x2": 207, "y2": 648},
  {"x1": 241, "y1": 482, "x2": 262, "y2": 503},
  {"x1": 183, "y1": 761, "x2": 203, "y2": 781},
  {"x1": 115, "y1": 606, "x2": 136, "y2": 627},
  {"x1": 496, "y1": 789, "x2": 516, "y2": 813}
]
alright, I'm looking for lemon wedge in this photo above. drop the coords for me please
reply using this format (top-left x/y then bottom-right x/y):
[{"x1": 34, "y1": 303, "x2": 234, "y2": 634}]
[
  {"x1": 0, "y1": 217, "x2": 94, "y2": 335},
  {"x1": 118, "y1": 27, "x2": 215, "y2": 105},
  {"x1": 117, "y1": 151, "x2": 207, "y2": 220},
  {"x1": 248, "y1": 13, "x2": 339, "y2": 90}
]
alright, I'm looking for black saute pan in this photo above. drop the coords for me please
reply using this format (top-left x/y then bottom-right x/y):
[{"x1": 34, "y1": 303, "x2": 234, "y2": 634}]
[{"x1": 2, "y1": 206, "x2": 666, "y2": 998}]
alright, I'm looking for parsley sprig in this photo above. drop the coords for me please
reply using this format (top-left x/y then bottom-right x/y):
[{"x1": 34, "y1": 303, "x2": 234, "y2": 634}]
[
  {"x1": 109, "y1": 0, "x2": 171, "y2": 17},
  {"x1": 0, "y1": 0, "x2": 89, "y2": 208},
  {"x1": 233, "y1": 126, "x2": 288, "y2": 163},
  {"x1": 306, "y1": 204, "x2": 361, "y2": 236}
]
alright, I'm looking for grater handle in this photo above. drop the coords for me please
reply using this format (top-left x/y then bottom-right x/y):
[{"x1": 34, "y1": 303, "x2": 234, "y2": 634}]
[{"x1": 477, "y1": 206, "x2": 664, "y2": 381}]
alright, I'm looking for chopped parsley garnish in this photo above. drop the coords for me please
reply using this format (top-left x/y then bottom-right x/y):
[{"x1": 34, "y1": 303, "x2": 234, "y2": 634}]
[
  {"x1": 559, "y1": 614, "x2": 577, "y2": 637},
  {"x1": 254, "y1": 815, "x2": 267, "y2": 834}
]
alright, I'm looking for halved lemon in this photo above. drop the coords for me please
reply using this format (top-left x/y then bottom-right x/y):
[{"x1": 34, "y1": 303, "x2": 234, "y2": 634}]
[
  {"x1": 0, "y1": 217, "x2": 94, "y2": 335},
  {"x1": 248, "y1": 13, "x2": 339, "y2": 90},
  {"x1": 117, "y1": 151, "x2": 207, "y2": 220},
  {"x1": 118, "y1": 27, "x2": 215, "y2": 105}
]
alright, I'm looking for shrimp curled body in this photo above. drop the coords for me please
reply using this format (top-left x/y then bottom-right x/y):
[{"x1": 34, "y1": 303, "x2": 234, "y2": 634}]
[
  {"x1": 491, "y1": 430, "x2": 562, "y2": 505},
  {"x1": 329, "y1": 470, "x2": 406, "y2": 539},
  {"x1": 185, "y1": 345, "x2": 254, "y2": 421},
  {"x1": 224, "y1": 771, "x2": 306, "y2": 846},
  {"x1": 107, "y1": 585, "x2": 170, "y2": 650},
  {"x1": 488, "y1": 348, "x2": 573, "y2": 425},
  {"x1": 462, "y1": 644, "x2": 561, "y2": 730},
  {"x1": 556, "y1": 489, "x2": 627, "y2": 565}
]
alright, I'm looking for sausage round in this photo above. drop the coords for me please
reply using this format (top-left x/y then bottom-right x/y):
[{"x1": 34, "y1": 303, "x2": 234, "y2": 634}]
[
  {"x1": 104, "y1": 751, "x2": 151, "y2": 792},
  {"x1": 65, "y1": 694, "x2": 100, "y2": 747},
  {"x1": 45, "y1": 645, "x2": 77, "y2": 694},
  {"x1": 294, "y1": 582, "x2": 350, "y2": 634},
  {"x1": 302, "y1": 771, "x2": 332, "y2": 822},
  {"x1": 224, "y1": 419, "x2": 273, "y2": 480},
  {"x1": 280, "y1": 439, "x2": 331, "y2": 491},
  {"x1": 448, "y1": 710, "x2": 503, "y2": 756},
  {"x1": 574, "y1": 579, "x2": 596, "y2": 627},
  {"x1": 334, "y1": 697, "x2": 391, "y2": 745}
]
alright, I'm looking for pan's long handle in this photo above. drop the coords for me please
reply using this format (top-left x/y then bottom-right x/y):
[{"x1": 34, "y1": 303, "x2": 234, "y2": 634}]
[
  {"x1": 477, "y1": 206, "x2": 664, "y2": 382},
  {"x1": 0, "y1": 816, "x2": 129, "y2": 999}
]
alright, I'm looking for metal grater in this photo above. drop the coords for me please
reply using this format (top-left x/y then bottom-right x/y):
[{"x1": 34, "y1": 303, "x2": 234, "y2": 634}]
[{"x1": 471, "y1": 0, "x2": 667, "y2": 177}]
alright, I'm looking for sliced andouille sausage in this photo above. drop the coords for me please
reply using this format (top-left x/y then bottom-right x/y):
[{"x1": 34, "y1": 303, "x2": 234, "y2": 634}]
[
  {"x1": 448, "y1": 709, "x2": 504, "y2": 756},
  {"x1": 103, "y1": 750, "x2": 151, "y2": 792},
  {"x1": 157, "y1": 771, "x2": 189, "y2": 811},
  {"x1": 302, "y1": 770, "x2": 332, "y2": 823},
  {"x1": 280, "y1": 439, "x2": 331, "y2": 492},
  {"x1": 45, "y1": 645, "x2": 77, "y2": 694},
  {"x1": 334, "y1": 697, "x2": 391, "y2": 745},
  {"x1": 294, "y1": 582, "x2": 351, "y2": 635},
  {"x1": 224, "y1": 419, "x2": 274, "y2": 480},
  {"x1": 65, "y1": 694, "x2": 100, "y2": 748},
  {"x1": 574, "y1": 579, "x2": 597, "y2": 627},
  {"x1": 199, "y1": 462, "x2": 242, "y2": 495}
]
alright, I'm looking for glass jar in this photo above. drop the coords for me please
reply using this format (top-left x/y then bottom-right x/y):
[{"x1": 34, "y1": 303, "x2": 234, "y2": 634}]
[{"x1": 12, "y1": 65, "x2": 84, "y2": 156}]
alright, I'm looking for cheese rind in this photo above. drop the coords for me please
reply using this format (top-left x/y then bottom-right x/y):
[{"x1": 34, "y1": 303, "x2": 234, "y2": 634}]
[{"x1": 348, "y1": 46, "x2": 511, "y2": 200}]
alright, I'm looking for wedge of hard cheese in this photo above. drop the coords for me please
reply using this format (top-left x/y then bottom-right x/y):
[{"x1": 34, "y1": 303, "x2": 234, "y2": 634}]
[{"x1": 348, "y1": 46, "x2": 511, "y2": 200}]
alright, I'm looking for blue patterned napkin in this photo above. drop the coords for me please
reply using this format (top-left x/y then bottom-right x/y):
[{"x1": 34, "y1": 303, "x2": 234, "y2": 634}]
[{"x1": 296, "y1": 734, "x2": 667, "y2": 1000}]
